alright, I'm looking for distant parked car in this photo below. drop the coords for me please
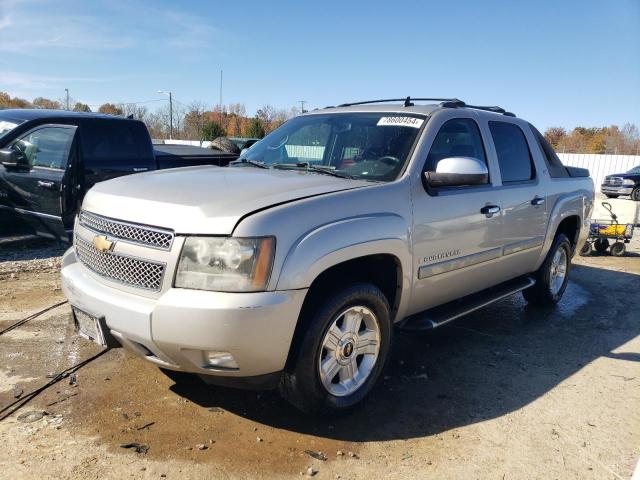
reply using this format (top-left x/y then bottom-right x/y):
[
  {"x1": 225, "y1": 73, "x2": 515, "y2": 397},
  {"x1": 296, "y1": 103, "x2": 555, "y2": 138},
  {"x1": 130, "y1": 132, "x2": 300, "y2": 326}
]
[
  {"x1": 601, "y1": 166, "x2": 640, "y2": 201},
  {"x1": 0, "y1": 109, "x2": 239, "y2": 241}
]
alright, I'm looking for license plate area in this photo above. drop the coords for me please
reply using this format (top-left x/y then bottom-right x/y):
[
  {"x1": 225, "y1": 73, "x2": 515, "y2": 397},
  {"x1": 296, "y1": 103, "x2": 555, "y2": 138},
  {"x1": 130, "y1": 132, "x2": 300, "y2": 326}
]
[{"x1": 72, "y1": 307, "x2": 106, "y2": 346}]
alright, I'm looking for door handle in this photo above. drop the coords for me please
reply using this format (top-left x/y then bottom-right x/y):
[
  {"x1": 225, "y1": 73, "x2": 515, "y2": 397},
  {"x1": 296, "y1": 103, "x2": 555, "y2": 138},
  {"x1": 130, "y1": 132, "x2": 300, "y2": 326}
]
[
  {"x1": 480, "y1": 205, "x2": 501, "y2": 216},
  {"x1": 531, "y1": 196, "x2": 545, "y2": 206},
  {"x1": 37, "y1": 180, "x2": 56, "y2": 189}
]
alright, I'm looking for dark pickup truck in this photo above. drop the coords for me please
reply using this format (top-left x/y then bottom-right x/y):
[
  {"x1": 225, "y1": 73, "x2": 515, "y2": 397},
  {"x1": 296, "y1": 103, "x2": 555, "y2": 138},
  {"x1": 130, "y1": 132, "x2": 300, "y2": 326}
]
[
  {"x1": 0, "y1": 109, "x2": 238, "y2": 241},
  {"x1": 601, "y1": 166, "x2": 640, "y2": 201}
]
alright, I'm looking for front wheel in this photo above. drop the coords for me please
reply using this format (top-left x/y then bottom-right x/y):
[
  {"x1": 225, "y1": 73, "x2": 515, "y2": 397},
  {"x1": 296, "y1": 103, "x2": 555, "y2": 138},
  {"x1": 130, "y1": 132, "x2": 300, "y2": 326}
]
[
  {"x1": 579, "y1": 241, "x2": 592, "y2": 256},
  {"x1": 632, "y1": 187, "x2": 640, "y2": 202},
  {"x1": 523, "y1": 233, "x2": 572, "y2": 306},
  {"x1": 280, "y1": 283, "x2": 392, "y2": 415},
  {"x1": 605, "y1": 194, "x2": 619, "y2": 199}
]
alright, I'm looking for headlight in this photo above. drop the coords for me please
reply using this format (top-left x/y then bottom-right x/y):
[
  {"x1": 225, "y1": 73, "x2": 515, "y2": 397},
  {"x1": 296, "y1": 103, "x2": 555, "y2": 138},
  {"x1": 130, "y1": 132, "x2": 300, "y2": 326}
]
[
  {"x1": 175, "y1": 236, "x2": 275, "y2": 292},
  {"x1": 622, "y1": 179, "x2": 635, "y2": 186}
]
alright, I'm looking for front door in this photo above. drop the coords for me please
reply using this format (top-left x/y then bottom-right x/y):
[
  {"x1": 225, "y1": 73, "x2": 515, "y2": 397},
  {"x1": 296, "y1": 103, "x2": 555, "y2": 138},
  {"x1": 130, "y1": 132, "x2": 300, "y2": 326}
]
[
  {"x1": 410, "y1": 116, "x2": 506, "y2": 315},
  {"x1": 2, "y1": 124, "x2": 77, "y2": 241}
]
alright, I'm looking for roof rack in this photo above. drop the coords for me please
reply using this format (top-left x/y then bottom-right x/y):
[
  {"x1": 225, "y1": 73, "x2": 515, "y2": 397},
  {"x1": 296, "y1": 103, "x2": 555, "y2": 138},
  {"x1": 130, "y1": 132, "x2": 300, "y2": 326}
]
[
  {"x1": 334, "y1": 96, "x2": 516, "y2": 116},
  {"x1": 463, "y1": 104, "x2": 516, "y2": 117},
  {"x1": 338, "y1": 96, "x2": 463, "y2": 107}
]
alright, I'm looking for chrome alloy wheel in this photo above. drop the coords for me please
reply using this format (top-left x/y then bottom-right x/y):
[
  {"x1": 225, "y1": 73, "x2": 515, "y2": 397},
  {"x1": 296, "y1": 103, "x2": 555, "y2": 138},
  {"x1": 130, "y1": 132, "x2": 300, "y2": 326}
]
[
  {"x1": 549, "y1": 247, "x2": 568, "y2": 294},
  {"x1": 318, "y1": 306, "x2": 381, "y2": 397}
]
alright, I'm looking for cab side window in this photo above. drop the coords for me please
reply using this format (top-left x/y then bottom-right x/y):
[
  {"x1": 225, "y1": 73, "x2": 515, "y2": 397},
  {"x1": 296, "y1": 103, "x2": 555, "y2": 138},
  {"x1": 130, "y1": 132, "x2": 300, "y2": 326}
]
[
  {"x1": 12, "y1": 126, "x2": 76, "y2": 170},
  {"x1": 425, "y1": 118, "x2": 487, "y2": 173},
  {"x1": 489, "y1": 121, "x2": 535, "y2": 183}
]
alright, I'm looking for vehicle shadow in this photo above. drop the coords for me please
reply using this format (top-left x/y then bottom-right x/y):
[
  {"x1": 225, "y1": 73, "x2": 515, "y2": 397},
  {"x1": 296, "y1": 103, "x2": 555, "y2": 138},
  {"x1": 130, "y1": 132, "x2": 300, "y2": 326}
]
[
  {"x1": 0, "y1": 237, "x2": 67, "y2": 263},
  {"x1": 168, "y1": 264, "x2": 640, "y2": 442}
]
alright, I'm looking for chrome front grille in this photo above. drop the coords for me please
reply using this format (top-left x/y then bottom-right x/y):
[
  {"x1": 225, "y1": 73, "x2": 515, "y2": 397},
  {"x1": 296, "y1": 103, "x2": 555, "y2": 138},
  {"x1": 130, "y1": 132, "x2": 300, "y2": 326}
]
[
  {"x1": 79, "y1": 210, "x2": 174, "y2": 250},
  {"x1": 75, "y1": 235, "x2": 166, "y2": 291}
]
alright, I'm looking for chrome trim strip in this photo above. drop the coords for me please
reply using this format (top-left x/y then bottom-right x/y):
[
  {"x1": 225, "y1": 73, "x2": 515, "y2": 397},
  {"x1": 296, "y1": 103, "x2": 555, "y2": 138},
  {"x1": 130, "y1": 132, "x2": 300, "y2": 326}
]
[
  {"x1": 418, "y1": 247, "x2": 502, "y2": 279},
  {"x1": 0, "y1": 205, "x2": 61, "y2": 220},
  {"x1": 502, "y1": 236, "x2": 545, "y2": 256}
]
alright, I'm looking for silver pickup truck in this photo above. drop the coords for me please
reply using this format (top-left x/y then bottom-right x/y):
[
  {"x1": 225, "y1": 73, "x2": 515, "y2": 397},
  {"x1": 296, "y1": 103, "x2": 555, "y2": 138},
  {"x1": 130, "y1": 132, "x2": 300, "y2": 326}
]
[{"x1": 61, "y1": 98, "x2": 594, "y2": 414}]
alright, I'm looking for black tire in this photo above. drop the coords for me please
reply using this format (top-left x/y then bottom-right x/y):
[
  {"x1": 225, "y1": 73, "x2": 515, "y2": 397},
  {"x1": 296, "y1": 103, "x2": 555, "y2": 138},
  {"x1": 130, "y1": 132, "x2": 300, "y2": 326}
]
[
  {"x1": 523, "y1": 233, "x2": 572, "y2": 306},
  {"x1": 610, "y1": 242, "x2": 626, "y2": 257},
  {"x1": 280, "y1": 283, "x2": 392, "y2": 415},
  {"x1": 605, "y1": 194, "x2": 619, "y2": 199},
  {"x1": 594, "y1": 238, "x2": 610, "y2": 254},
  {"x1": 632, "y1": 187, "x2": 640, "y2": 202},
  {"x1": 579, "y1": 242, "x2": 592, "y2": 256}
]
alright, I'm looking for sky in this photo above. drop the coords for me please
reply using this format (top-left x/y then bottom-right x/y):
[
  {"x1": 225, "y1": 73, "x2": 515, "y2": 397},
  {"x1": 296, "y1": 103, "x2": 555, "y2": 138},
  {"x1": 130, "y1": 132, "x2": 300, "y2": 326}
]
[{"x1": 0, "y1": 0, "x2": 638, "y2": 130}]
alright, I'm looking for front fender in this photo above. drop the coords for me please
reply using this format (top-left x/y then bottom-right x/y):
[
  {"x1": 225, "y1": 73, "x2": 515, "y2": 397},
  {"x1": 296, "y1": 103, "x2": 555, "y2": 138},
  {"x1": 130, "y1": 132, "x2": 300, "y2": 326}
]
[{"x1": 275, "y1": 214, "x2": 413, "y2": 320}]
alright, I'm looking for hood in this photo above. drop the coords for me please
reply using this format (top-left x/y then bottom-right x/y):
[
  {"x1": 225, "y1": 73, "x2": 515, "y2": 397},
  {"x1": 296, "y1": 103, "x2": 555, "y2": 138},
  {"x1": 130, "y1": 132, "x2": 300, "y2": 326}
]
[
  {"x1": 606, "y1": 172, "x2": 639, "y2": 179},
  {"x1": 82, "y1": 165, "x2": 372, "y2": 234}
]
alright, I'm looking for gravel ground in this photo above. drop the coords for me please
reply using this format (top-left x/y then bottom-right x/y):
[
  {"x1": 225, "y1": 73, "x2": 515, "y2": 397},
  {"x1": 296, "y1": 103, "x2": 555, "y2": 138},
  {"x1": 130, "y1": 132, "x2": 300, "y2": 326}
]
[{"x1": 0, "y1": 236, "x2": 638, "y2": 479}]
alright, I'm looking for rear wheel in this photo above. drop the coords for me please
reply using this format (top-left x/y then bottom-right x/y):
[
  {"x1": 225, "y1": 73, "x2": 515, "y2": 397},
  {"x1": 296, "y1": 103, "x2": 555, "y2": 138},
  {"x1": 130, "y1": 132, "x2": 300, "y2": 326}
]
[
  {"x1": 280, "y1": 283, "x2": 392, "y2": 415},
  {"x1": 523, "y1": 233, "x2": 571, "y2": 306},
  {"x1": 594, "y1": 238, "x2": 610, "y2": 254},
  {"x1": 610, "y1": 242, "x2": 626, "y2": 257}
]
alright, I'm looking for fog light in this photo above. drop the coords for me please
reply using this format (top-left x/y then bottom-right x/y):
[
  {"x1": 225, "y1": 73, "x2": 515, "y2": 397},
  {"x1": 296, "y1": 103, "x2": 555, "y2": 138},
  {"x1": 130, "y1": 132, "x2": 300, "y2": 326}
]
[{"x1": 203, "y1": 351, "x2": 238, "y2": 370}]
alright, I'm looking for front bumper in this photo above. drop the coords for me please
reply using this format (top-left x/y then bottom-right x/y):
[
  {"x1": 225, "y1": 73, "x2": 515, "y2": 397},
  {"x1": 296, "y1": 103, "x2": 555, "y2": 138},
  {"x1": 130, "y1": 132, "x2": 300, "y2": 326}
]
[
  {"x1": 61, "y1": 248, "x2": 307, "y2": 379},
  {"x1": 601, "y1": 185, "x2": 633, "y2": 195}
]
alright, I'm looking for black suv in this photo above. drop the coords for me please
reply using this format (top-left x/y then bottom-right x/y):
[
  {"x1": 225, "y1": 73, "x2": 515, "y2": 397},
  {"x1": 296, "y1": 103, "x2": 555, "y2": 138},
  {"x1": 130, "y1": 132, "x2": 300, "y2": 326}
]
[
  {"x1": 0, "y1": 109, "x2": 237, "y2": 241},
  {"x1": 601, "y1": 166, "x2": 640, "y2": 201}
]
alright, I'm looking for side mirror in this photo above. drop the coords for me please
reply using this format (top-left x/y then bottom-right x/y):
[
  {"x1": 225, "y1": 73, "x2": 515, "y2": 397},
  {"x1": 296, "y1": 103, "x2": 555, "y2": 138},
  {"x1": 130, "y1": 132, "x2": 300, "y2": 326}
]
[
  {"x1": 0, "y1": 148, "x2": 20, "y2": 168},
  {"x1": 424, "y1": 157, "x2": 488, "y2": 188}
]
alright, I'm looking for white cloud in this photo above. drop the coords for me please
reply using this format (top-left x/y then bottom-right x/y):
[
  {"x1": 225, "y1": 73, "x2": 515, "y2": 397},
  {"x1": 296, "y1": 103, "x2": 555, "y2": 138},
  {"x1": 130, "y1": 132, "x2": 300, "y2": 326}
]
[{"x1": 0, "y1": 15, "x2": 11, "y2": 30}]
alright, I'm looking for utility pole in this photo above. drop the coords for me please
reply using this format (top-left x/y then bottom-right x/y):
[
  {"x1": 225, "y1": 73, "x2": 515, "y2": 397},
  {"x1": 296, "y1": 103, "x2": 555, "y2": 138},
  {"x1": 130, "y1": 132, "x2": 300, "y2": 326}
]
[
  {"x1": 219, "y1": 70, "x2": 223, "y2": 125},
  {"x1": 157, "y1": 90, "x2": 173, "y2": 139},
  {"x1": 169, "y1": 91, "x2": 173, "y2": 140},
  {"x1": 299, "y1": 100, "x2": 306, "y2": 114},
  {"x1": 65, "y1": 89, "x2": 69, "y2": 110}
]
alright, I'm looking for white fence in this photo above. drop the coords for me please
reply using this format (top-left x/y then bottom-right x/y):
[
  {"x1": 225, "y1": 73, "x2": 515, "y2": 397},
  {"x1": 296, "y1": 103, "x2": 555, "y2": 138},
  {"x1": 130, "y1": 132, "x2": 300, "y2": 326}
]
[{"x1": 558, "y1": 154, "x2": 639, "y2": 192}]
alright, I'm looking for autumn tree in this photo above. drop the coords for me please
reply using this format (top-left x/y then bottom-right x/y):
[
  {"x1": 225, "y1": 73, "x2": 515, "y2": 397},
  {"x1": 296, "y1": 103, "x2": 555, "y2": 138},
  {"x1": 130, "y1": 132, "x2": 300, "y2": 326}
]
[
  {"x1": 33, "y1": 97, "x2": 62, "y2": 110},
  {"x1": 98, "y1": 103, "x2": 123, "y2": 116},
  {"x1": 0, "y1": 91, "x2": 32, "y2": 109}
]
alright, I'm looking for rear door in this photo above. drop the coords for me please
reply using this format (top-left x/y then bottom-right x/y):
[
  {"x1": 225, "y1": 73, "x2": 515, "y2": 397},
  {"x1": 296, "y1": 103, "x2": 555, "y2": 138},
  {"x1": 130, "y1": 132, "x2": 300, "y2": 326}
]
[
  {"x1": 486, "y1": 120, "x2": 547, "y2": 277},
  {"x1": 2, "y1": 124, "x2": 77, "y2": 240}
]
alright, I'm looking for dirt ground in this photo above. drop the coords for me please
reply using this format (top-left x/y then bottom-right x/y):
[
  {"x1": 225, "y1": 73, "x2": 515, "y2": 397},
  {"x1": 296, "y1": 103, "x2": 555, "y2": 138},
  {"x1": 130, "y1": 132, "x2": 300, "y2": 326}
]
[{"x1": 0, "y1": 237, "x2": 638, "y2": 479}]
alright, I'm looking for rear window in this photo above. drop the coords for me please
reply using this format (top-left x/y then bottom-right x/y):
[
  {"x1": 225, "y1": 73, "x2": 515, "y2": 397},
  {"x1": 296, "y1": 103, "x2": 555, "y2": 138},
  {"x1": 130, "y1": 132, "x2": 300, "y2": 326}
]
[
  {"x1": 80, "y1": 120, "x2": 154, "y2": 169},
  {"x1": 529, "y1": 124, "x2": 569, "y2": 178},
  {"x1": 489, "y1": 121, "x2": 535, "y2": 183}
]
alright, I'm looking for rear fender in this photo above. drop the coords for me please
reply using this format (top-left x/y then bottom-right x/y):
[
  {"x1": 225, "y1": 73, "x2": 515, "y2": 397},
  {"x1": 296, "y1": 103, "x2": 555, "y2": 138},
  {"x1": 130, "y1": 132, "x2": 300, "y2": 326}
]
[{"x1": 536, "y1": 192, "x2": 589, "y2": 268}]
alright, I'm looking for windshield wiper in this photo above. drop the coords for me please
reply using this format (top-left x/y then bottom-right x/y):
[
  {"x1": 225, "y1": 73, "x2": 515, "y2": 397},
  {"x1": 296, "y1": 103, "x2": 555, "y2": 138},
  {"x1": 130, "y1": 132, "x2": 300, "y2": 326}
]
[
  {"x1": 228, "y1": 159, "x2": 269, "y2": 169},
  {"x1": 272, "y1": 162, "x2": 355, "y2": 179}
]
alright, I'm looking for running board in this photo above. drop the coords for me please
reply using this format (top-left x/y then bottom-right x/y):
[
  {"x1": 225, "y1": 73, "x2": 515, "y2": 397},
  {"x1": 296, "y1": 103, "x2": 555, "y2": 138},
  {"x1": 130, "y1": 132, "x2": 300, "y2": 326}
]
[{"x1": 400, "y1": 275, "x2": 535, "y2": 331}]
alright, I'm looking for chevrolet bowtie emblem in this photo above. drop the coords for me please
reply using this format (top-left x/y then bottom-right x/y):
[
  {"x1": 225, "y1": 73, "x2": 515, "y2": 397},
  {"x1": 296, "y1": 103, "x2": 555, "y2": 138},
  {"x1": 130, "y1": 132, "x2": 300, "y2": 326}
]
[{"x1": 92, "y1": 235, "x2": 114, "y2": 252}]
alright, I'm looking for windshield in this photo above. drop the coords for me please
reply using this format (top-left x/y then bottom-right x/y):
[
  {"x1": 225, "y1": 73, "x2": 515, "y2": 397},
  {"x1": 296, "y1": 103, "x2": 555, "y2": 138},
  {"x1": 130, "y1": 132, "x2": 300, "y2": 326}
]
[
  {"x1": 238, "y1": 112, "x2": 426, "y2": 182},
  {"x1": 0, "y1": 117, "x2": 24, "y2": 140},
  {"x1": 627, "y1": 166, "x2": 640, "y2": 174}
]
